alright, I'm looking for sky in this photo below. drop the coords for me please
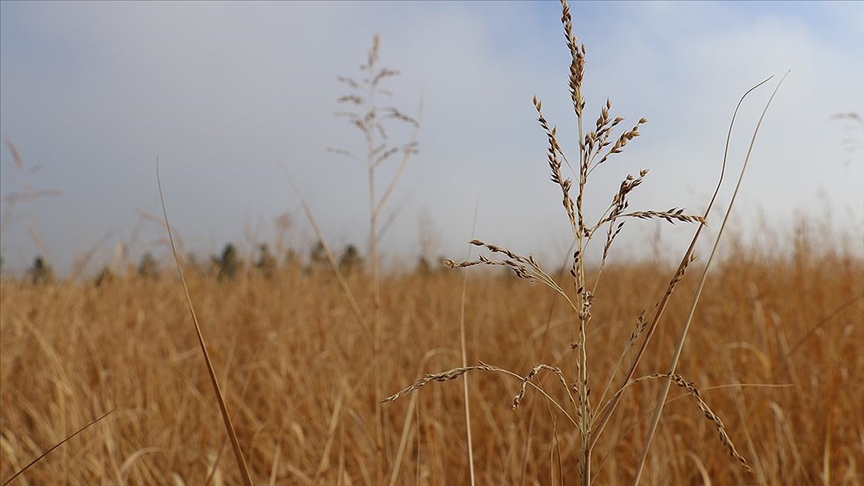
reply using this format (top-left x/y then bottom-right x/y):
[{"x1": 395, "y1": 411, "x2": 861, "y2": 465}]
[{"x1": 1, "y1": 1, "x2": 863, "y2": 277}]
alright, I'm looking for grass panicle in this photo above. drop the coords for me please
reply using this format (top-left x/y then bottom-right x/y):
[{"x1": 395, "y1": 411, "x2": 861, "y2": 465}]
[{"x1": 384, "y1": 1, "x2": 781, "y2": 483}]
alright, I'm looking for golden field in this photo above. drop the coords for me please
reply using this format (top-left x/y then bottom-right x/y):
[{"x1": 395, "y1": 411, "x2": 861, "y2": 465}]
[
  {"x1": 1, "y1": 227, "x2": 862, "y2": 485},
  {"x1": 2, "y1": 2, "x2": 862, "y2": 484}
]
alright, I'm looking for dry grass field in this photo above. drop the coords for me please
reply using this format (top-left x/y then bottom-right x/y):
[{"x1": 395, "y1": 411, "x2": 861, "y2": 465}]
[
  {"x1": 1, "y1": 227, "x2": 862, "y2": 485},
  {"x1": 2, "y1": 1, "x2": 863, "y2": 484}
]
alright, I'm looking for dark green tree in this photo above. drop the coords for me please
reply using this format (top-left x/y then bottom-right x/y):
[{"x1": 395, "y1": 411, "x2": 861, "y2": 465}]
[
  {"x1": 339, "y1": 244, "x2": 364, "y2": 275},
  {"x1": 94, "y1": 267, "x2": 115, "y2": 287},
  {"x1": 255, "y1": 244, "x2": 277, "y2": 279},
  {"x1": 28, "y1": 256, "x2": 54, "y2": 285},
  {"x1": 213, "y1": 243, "x2": 241, "y2": 280},
  {"x1": 137, "y1": 252, "x2": 160, "y2": 280},
  {"x1": 309, "y1": 241, "x2": 329, "y2": 273}
]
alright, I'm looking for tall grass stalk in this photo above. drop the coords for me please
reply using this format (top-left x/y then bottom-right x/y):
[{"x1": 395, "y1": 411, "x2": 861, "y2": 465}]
[
  {"x1": 157, "y1": 161, "x2": 253, "y2": 486},
  {"x1": 633, "y1": 72, "x2": 789, "y2": 484},
  {"x1": 0, "y1": 407, "x2": 114, "y2": 486},
  {"x1": 459, "y1": 198, "x2": 481, "y2": 485},
  {"x1": 384, "y1": 1, "x2": 777, "y2": 483},
  {"x1": 328, "y1": 34, "x2": 422, "y2": 483},
  {"x1": 588, "y1": 76, "x2": 773, "y2": 454}
]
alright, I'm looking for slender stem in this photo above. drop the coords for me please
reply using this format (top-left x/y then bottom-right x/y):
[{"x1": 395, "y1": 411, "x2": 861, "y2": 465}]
[
  {"x1": 575, "y1": 106, "x2": 593, "y2": 486},
  {"x1": 460, "y1": 197, "x2": 480, "y2": 485},
  {"x1": 631, "y1": 72, "x2": 787, "y2": 485},
  {"x1": 588, "y1": 76, "x2": 773, "y2": 454},
  {"x1": 158, "y1": 162, "x2": 253, "y2": 486},
  {"x1": 368, "y1": 112, "x2": 385, "y2": 486}
]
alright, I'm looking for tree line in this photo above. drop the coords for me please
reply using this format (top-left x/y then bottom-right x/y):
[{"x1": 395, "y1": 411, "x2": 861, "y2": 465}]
[{"x1": 5, "y1": 241, "x2": 442, "y2": 286}]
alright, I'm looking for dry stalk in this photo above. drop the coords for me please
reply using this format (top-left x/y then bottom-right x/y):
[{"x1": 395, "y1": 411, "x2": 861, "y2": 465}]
[
  {"x1": 601, "y1": 372, "x2": 751, "y2": 473},
  {"x1": 1, "y1": 140, "x2": 61, "y2": 266},
  {"x1": 1, "y1": 407, "x2": 115, "y2": 486},
  {"x1": 387, "y1": 347, "x2": 460, "y2": 486},
  {"x1": 156, "y1": 161, "x2": 253, "y2": 486},
  {"x1": 381, "y1": 1, "x2": 767, "y2": 484},
  {"x1": 632, "y1": 72, "x2": 788, "y2": 484},
  {"x1": 458, "y1": 199, "x2": 481, "y2": 486},
  {"x1": 279, "y1": 164, "x2": 373, "y2": 345},
  {"x1": 328, "y1": 35, "x2": 422, "y2": 484},
  {"x1": 589, "y1": 75, "x2": 775, "y2": 456},
  {"x1": 382, "y1": 362, "x2": 578, "y2": 429}
]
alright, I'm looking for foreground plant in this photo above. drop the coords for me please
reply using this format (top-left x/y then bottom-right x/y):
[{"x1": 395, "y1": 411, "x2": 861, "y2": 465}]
[{"x1": 384, "y1": 1, "x2": 783, "y2": 483}]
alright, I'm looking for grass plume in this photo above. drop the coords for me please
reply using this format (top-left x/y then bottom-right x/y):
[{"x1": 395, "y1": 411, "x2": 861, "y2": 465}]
[{"x1": 384, "y1": 1, "x2": 784, "y2": 483}]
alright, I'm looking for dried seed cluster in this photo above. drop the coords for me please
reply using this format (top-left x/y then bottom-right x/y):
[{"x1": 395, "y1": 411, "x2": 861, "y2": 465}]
[{"x1": 384, "y1": 0, "x2": 750, "y2": 481}]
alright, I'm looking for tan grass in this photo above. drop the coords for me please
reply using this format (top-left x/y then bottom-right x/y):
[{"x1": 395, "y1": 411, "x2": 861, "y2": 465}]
[
  {"x1": 0, "y1": 237, "x2": 861, "y2": 484},
  {"x1": 390, "y1": 1, "x2": 766, "y2": 483},
  {"x1": 1, "y1": 2, "x2": 862, "y2": 485},
  {"x1": 157, "y1": 161, "x2": 253, "y2": 486},
  {"x1": 326, "y1": 34, "x2": 423, "y2": 485}
]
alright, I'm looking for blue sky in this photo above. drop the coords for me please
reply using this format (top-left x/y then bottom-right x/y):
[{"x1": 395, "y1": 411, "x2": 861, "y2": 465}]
[{"x1": 1, "y1": 1, "x2": 863, "y2": 276}]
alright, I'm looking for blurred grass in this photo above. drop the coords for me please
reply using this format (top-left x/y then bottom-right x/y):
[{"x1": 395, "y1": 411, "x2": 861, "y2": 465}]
[{"x1": 1, "y1": 223, "x2": 862, "y2": 485}]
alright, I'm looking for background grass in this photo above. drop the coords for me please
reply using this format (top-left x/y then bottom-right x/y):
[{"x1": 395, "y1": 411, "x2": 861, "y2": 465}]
[{"x1": 1, "y1": 220, "x2": 861, "y2": 485}]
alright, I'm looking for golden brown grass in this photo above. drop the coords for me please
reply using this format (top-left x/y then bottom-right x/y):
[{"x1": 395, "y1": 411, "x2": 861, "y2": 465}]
[
  {"x1": 1, "y1": 233, "x2": 862, "y2": 484},
  {"x1": 2, "y1": 2, "x2": 862, "y2": 484},
  {"x1": 386, "y1": 1, "x2": 784, "y2": 482}
]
